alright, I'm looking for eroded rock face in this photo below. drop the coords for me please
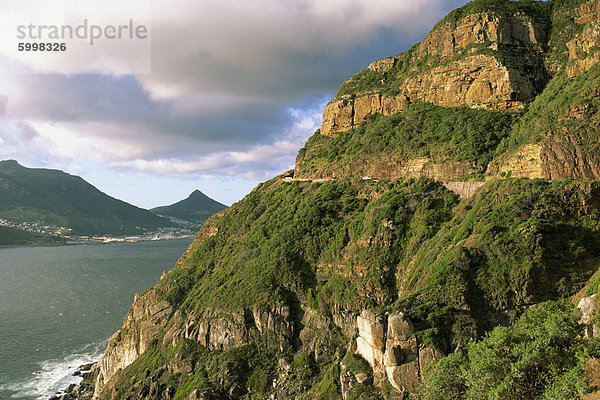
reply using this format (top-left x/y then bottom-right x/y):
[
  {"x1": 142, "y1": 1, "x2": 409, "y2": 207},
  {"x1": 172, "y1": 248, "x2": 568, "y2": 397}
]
[
  {"x1": 402, "y1": 54, "x2": 533, "y2": 111},
  {"x1": 578, "y1": 294, "x2": 599, "y2": 338},
  {"x1": 384, "y1": 313, "x2": 419, "y2": 393},
  {"x1": 93, "y1": 289, "x2": 174, "y2": 399},
  {"x1": 356, "y1": 310, "x2": 386, "y2": 382},
  {"x1": 420, "y1": 12, "x2": 546, "y2": 60},
  {"x1": 495, "y1": 144, "x2": 544, "y2": 179},
  {"x1": 300, "y1": 308, "x2": 355, "y2": 363},
  {"x1": 321, "y1": 94, "x2": 407, "y2": 137},
  {"x1": 320, "y1": 11, "x2": 550, "y2": 137},
  {"x1": 169, "y1": 306, "x2": 295, "y2": 353},
  {"x1": 565, "y1": 1, "x2": 600, "y2": 78},
  {"x1": 493, "y1": 133, "x2": 600, "y2": 181},
  {"x1": 321, "y1": 99, "x2": 355, "y2": 137},
  {"x1": 355, "y1": 311, "x2": 445, "y2": 395},
  {"x1": 541, "y1": 131, "x2": 600, "y2": 180}
]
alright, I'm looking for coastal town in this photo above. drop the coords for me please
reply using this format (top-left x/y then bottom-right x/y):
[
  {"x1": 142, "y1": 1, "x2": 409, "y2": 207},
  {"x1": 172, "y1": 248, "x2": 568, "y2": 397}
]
[{"x1": 0, "y1": 217, "x2": 195, "y2": 244}]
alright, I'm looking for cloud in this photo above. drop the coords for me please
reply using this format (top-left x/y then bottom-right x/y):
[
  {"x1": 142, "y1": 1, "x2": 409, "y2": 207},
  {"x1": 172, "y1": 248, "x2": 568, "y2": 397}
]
[
  {"x1": 140, "y1": 0, "x2": 464, "y2": 100},
  {"x1": 110, "y1": 103, "x2": 323, "y2": 179},
  {"x1": 0, "y1": 0, "x2": 470, "y2": 183},
  {"x1": 15, "y1": 121, "x2": 39, "y2": 140}
]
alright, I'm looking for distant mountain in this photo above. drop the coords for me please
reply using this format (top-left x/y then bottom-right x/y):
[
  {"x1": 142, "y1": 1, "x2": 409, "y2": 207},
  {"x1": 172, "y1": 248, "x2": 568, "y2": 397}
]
[
  {"x1": 0, "y1": 160, "x2": 173, "y2": 235},
  {"x1": 151, "y1": 190, "x2": 227, "y2": 225}
]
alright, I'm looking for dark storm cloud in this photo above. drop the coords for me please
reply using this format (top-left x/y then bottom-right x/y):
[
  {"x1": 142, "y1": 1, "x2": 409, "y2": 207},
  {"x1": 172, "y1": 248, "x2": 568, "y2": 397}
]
[{"x1": 0, "y1": 0, "x2": 470, "y2": 176}]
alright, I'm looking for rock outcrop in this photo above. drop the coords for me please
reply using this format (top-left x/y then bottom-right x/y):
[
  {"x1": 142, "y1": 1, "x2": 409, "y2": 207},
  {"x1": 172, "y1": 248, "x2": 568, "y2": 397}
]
[
  {"x1": 321, "y1": 94, "x2": 408, "y2": 137},
  {"x1": 93, "y1": 289, "x2": 174, "y2": 398},
  {"x1": 578, "y1": 294, "x2": 599, "y2": 338},
  {"x1": 321, "y1": 10, "x2": 549, "y2": 136},
  {"x1": 565, "y1": 2, "x2": 600, "y2": 78},
  {"x1": 355, "y1": 311, "x2": 444, "y2": 395},
  {"x1": 167, "y1": 306, "x2": 295, "y2": 353}
]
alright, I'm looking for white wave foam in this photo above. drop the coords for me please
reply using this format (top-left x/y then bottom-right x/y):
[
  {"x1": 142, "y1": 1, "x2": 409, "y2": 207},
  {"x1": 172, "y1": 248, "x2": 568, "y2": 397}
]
[{"x1": 3, "y1": 340, "x2": 107, "y2": 400}]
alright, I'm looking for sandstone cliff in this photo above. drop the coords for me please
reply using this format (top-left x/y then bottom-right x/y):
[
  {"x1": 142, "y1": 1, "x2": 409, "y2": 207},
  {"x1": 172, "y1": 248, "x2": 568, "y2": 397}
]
[
  {"x1": 303, "y1": 0, "x2": 600, "y2": 184},
  {"x1": 321, "y1": 7, "x2": 550, "y2": 136}
]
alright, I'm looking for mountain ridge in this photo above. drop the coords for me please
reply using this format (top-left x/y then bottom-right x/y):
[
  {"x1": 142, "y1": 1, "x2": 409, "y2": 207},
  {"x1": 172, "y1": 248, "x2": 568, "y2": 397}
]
[
  {"x1": 0, "y1": 160, "x2": 173, "y2": 236},
  {"x1": 295, "y1": 0, "x2": 600, "y2": 183}
]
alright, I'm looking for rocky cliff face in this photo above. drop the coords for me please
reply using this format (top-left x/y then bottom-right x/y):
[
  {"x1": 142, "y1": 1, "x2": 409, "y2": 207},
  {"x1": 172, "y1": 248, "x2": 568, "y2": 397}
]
[
  {"x1": 310, "y1": 0, "x2": 600, "y2": 183},
  {"x1": 321, "y1": 8, "x2": 550, "y2": 136},
  {"x1": 93, "y1": 288, "x2": 174, "y2": 398},
  {"x1": 354, "y1": 311, "x2": 443, "y2": 395}
]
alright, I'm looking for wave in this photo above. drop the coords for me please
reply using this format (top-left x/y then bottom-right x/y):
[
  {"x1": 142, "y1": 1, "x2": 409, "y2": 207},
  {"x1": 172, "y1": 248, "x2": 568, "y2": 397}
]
[{"x1": 2, "y1": 340, "x2": 107, "y2": 400}]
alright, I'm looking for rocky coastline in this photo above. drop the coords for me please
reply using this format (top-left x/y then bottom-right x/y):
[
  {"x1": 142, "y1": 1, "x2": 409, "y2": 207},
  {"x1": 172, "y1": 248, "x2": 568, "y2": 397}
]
[{"x1": 48, "y1": 363, "x2": 97, "y2": 400}]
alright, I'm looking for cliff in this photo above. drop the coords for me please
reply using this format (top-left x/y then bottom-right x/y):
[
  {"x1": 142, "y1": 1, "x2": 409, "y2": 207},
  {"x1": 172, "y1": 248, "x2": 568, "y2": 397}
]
[
  {"x1": 320, "y1": 2, "x2": 552, "y2": 137},
  {"x1": 74, "y1": 1, "x2": 600, "y2": 400},
  {"x1": 84, "y1": 177, "x2": 600, "y2": 400},
  {"x1": 297, "y1": 0, "x2": 600, "y2": 183}
]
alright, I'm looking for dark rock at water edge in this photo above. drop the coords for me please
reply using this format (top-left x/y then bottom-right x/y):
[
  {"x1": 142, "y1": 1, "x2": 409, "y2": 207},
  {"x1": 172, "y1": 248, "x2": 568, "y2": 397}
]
[{"x1": 48, "y1": 363, "x2": 98, "y2": 400}]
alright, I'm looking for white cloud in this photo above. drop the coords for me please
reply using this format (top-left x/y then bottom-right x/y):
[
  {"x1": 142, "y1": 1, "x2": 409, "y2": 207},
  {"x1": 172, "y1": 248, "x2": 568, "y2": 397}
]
[
  {"x1": 139, "y1": 0, "x2": 456, "y2": 99},
  {"x1": 110, "y1": 103, "x2": 323, "y2": 179},
  {"x1": 0, "y1": 0, "x2": 470, "y2": 193}
]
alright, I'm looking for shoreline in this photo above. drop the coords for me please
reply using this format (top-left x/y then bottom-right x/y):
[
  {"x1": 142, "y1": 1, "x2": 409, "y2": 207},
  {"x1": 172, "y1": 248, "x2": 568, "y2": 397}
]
[
  {"x1": 0, "y1": 235, "x2": 195, "y2": 249},
  {"x1": 48, "y1": 362, "x2": 98, "y2": 400}
]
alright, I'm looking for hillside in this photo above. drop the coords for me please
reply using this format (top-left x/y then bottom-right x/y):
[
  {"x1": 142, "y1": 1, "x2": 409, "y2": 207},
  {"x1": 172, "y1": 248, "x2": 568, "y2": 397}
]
[
  {"x1": 295, "y1": 0, "x2": 600, "y2": 182},
  {"x1": 68, "y1": 0, "x2": 600, "y2": 399},
  {"x1": 0, "y1": 160, "x2": 173, "y2": 236},
  {"x1": 0, "y1": 225, "x2": 65, "y2": 246},
  {"x1": 151, "y1": 190, "x2": 227, "y2": 226}
]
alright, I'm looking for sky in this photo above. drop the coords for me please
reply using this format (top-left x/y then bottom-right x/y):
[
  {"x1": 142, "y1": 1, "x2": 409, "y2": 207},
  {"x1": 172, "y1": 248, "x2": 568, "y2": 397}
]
[{"x1": 0, "y1": 0, "x2": 470, "y2": 209}]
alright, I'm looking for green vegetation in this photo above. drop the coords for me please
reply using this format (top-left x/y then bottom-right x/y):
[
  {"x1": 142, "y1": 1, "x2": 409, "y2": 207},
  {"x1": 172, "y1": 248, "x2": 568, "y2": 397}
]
[
  {"x1": 161, "y1": 177, "x2": 458, "y2": 312},
  {"x1": 396, "y1": 179, "x2": 600, "y2": 346},
  {"x1": 0, "y1": 160, "x2": 172, "y2": 235},
  {"x1": 423, "y1": 301, "x2": 592, "y2": 399},
  {"x1": 436, "y1": 0, "x2": 552, "y2": 30},
  {"x1": 0, "y1": 225, "x2": 65, "y2": 246},
  {"x1": 151, "y1": 189, "x2": 227, "y2": 226},
  {"x1": 501, "y1": 64, "x2": 600, "y2": 154},
  {"x1": 297, "y1": 102, "x2": 517, "y2": 178}
]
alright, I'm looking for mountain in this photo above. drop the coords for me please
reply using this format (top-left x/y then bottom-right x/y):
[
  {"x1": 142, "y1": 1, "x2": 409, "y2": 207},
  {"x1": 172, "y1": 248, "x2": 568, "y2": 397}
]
[
  {"x1": 0, "y1": 160, "x2": 173, "y2": 236},
  {"x1": 150, "y1": 190, "x2": 227, "y2": 226},
  {"x1": 71, "y1": 1, "x2": 600, "y2": 399},
  {"x1": 295, "y1": 0, "x2": 600, "y2": 182}
]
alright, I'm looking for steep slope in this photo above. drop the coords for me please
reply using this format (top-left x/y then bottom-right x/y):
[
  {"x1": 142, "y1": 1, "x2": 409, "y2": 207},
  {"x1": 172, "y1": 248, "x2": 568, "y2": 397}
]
[
  {"x1": 88, "y1": 178, "x2": 600, "y2": 400},
  {"x1": 74, "y1": 1, "x2": 600, "y2": 399},
  {"x1": 296, "y1": 0, "x2": 600, "y2": 182},
  {"x1": 0, "y1": 160, "x2": 172, "y2": 236},
  {"x1": 151, "y1": 190, "x2": 227, "y2": 226},
  {"x1": 319, "y1": 0, "x2": 553, "y2": 137}
]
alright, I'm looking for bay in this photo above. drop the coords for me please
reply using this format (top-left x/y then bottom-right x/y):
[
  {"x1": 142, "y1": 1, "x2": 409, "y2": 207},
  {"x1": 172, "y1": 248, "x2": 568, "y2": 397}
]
[{"x1": 0, "y1": 239, "x2": 191, "y2": 400}]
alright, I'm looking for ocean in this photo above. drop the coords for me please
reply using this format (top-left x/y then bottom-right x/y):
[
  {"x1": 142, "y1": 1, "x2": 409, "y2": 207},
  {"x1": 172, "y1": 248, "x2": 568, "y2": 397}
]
[{"x1": 0, "y1": 239, "x2": 192, "y2": 400}]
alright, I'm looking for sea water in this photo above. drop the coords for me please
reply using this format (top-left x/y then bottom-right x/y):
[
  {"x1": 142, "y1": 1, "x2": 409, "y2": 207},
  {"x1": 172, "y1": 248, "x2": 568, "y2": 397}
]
[{"x1": 0, "y1": 239, "x2": 192, "y2": 400}]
